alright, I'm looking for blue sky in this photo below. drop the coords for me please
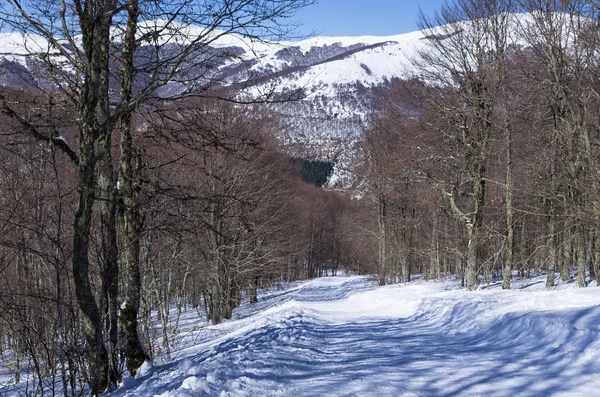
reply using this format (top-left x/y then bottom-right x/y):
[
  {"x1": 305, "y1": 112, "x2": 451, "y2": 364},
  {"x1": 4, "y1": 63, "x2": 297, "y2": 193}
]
[{"x1": 295, "y1": 0, "x2": 445, "y2": 36}]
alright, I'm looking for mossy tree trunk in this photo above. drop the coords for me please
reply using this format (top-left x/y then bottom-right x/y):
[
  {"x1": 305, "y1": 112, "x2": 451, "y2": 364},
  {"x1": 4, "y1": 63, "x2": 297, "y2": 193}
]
[{"x1": 117, "y1": 0, "x2": 148, "y2": 376}]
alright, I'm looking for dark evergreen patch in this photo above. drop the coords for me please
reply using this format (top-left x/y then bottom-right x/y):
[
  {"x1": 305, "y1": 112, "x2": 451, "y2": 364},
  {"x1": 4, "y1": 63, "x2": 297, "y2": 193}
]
[{"x1": 290, "y1": 158, "x2": 334, "y2": 187}]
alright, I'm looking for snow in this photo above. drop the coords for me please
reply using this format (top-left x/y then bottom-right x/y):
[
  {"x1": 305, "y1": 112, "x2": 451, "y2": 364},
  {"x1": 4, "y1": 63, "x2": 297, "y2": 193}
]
[
  {"x1": 238, "y1": 31, "x2": 426, "y2": 97},
  {"x1": 0, "y1": 32, "x2": 52, "y2": 65},
  {"x1": 0, "y1": 13, "x2": 565, "y2": 94},
  {"x1": 105, "y1": 274, "x2": 600, "y2": 397},
  {"x1": 110, "y1": 20, "x2": 279, "y2": 55},
  {"x1": 286, "y1": 31, "x2": 425, "y2": 52},
  {"x1": 0, "y1": 23, "x2": 425, "y2": 88}
]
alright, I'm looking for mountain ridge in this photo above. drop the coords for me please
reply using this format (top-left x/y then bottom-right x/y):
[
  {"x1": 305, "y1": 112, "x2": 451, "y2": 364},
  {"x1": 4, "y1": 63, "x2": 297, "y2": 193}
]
[{"x1": 0, "y1": 25, "x2": 426, "y2": 186}]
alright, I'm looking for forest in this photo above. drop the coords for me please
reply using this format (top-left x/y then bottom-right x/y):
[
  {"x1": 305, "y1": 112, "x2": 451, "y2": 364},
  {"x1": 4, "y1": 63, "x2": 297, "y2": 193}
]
[
  {"x1": 364, "y1": 0, "x2": 600, "y2": 291},
  {"x1": 1, "y1": 0, "x2": 600, "y2": 395}
]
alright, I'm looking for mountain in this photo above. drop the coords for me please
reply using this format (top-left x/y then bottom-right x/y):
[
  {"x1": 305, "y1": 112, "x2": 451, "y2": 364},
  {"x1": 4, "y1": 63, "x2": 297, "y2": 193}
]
[
  {"x1": 0, "y1": 27, "x2": 427, "y2": 186},
  {"x1": 240, "y1": 31, "x2": 426, "y2": 186}
]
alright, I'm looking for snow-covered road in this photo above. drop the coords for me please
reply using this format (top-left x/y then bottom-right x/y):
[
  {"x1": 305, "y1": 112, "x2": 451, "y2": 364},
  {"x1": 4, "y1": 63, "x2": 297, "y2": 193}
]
[{"x1": 114, "y1": 275, "x2": 600, "y2": 397}]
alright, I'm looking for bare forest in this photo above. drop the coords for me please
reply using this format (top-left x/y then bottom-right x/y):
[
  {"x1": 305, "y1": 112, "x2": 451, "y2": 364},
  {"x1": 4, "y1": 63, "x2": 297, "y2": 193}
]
[{"x1": 2, "y1": 0, "x2": 600, "y2": 395}]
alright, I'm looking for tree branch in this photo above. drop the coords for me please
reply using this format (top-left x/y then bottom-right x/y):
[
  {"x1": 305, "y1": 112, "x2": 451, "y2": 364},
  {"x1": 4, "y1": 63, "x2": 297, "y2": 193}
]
[{"x1": 0, "y1": 93, "x2": 79, "y2": 165}]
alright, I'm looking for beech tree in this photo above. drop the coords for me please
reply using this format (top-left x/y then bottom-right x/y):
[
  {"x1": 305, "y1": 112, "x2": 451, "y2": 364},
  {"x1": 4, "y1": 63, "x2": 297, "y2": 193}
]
[
  {"x1": 1, "y1": 0, "x2": 314, "y2": 392},
  {"x1": 361, "y1": 104, "x2": 426, "y2": 285},
  {"x1": 0, "y1": 95, "x2": 83, "y2": 393},
  {"x1": 357, "y1": 0, "x2": 600, "y2": 291},
  {"x1": 516, "y1": 0, "x2": 600, "y2": 287},
  {"x1": 414, "y1": 0, "x2": 515, "y2": 290},
  {"x1": 151, "y1": 103, "x2": 298, "y2": 325}
]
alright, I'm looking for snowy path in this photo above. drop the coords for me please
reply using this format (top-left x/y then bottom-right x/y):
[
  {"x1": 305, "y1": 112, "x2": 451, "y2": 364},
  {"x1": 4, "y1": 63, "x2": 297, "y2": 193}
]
[{"x1": 114, "y1": 276, "x2": 600, "y2": 397}]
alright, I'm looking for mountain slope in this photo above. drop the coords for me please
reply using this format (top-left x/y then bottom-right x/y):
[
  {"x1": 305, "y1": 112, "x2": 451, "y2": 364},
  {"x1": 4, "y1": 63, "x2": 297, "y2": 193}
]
[
  {"x1": 0, "y1": 28, "x2": 423, "y2": 122},
  {"x1": 0, "y1": 26, "x2": 429, "y2": 187},
  {"x1": 0, "y1": 28, "x2": 423, "y2": 93}
]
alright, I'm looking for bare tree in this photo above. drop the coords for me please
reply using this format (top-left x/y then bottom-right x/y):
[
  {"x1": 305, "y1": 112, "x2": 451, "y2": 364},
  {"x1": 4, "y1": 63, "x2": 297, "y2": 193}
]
[
  {"x1": 1, "y1": 0, "x2": 315, "y2": 391},
  {"x1": 516, "y1": 0, "x2": 600, "y2": 287},
  {"x1": 414, "y1": 0, "x2": 515, "y2": 290}
]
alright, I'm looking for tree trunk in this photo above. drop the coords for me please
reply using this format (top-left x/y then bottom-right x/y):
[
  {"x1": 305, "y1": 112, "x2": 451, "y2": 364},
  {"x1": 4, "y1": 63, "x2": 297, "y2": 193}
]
[
  {"x1": 73, "y1": 3, "x2": 117, "y2": 392},
  {"x1": 97, "y1": 131, "x2": 119, "y2": 385},
  {"x1": 72, "y1": 130, "x2": 108, "y2": 394},
  {"x1": 466, "y1": 228, "x2": 479, "y2": 291},
  {"x1": 562, "y1": 227, "x2": 573, "y2": 281},
  {"x1": 430, "y1": 213, "x2": 440, "y2": 281},
  {"x1": 465, "y1": 172, "x2": 486, "y2": 291},
  {"x1": 546, "y1": 216, "x2": 557, "y2": 287},
  {"x1": 546, "y1": 141, "x2": 558, "y2": 287},
  {"x1": 577, "y1": 225, "x2": 586, "y2": 287},
  {"x1": 594, "y1": 227, "x2": 600, "y2": 285},
  {"x1": 402, "y1": 209, "x2": 415, "y2": 283},
  {"x1": 249, "y1": 275, "x2": 259, "y2": 304},
  {"x1": 210, "y1": 281, "x2": 221, "y2": 325},
  {"x1": 117, "y1": 0, "x2": 148, "y2": 376},
  {"x1": 377, "y1": 196, "x2": 387, "y2": 286},
  {"x1": 503, "y1": 113, "x2": 514, "y2": 290},
  {"x1": 118, "y1": 122, "x2": 147, "y2": 375}
]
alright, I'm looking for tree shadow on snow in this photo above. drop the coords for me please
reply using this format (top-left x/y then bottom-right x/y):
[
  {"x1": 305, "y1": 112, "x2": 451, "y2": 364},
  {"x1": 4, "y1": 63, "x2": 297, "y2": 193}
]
[
  {"x1": 112, "y1": 284, "x2": 600, "y2": 397},
  {"x1": 140, "y1": 307, "x2": 597, "y2": 395}
]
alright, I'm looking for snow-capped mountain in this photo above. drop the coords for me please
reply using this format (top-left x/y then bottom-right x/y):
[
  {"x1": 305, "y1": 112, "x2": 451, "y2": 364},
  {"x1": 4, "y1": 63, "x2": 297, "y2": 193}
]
[
  {"x1": 246, "y1": 31, "x2": 424, "y2": 185},
  {"x1": 0, "y1": 26, "x2": 427, "y2": 185}
]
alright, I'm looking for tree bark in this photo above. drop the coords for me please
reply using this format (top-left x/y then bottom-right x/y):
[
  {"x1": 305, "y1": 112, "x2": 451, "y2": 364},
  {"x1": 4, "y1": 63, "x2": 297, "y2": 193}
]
[
  {"x1": 72, "y1": 128, "x2": 108, "y2": 394},
  {"x1": 116, "y1": 0, "x2": 148, "y2": 376},
  {"x1": 503, "y1": 91, "x2": 514, "y2": 290},
  {"x1": 562, "y1": 226, "x2": 573, "y2": 281},
  {"x1": 118, "y1": 139, "x2": 147, "y2": 374},
  {"x1": 377, "y1": 196, "x2": 387, "y2": 286},
  {"x1": 430, "y1": 213, "x2": 440, "y2": 281},
  {"x1": 118, "y1": 124, "x2": 147, "y2": 374},
  {"x1": 577, "y1": 225, "x2": 586, "y2": 287},
  {"x1": 97, "y1": 132, "x2": 120, "y2": 385},
  {"x1": 594, "y1": 228, "x2": 600, "y2": 285}
]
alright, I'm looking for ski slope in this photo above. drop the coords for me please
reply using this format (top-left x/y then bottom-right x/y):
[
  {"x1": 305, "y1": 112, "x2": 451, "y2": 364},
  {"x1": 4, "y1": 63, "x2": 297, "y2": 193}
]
[{"x1": 111, "y1": 275, "x2": 600, "y2": 397}]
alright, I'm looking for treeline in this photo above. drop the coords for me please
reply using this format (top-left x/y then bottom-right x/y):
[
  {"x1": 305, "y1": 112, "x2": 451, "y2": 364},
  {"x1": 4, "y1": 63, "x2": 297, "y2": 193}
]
[{"x1": 357, "y1": 0, "x2": 600, "y2": 290}]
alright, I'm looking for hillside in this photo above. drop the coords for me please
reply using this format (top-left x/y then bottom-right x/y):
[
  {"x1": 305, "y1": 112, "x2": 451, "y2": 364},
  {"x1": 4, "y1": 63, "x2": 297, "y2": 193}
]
[{"x1": 0, "y1": 26, "x2": 424, "y2": 183}]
